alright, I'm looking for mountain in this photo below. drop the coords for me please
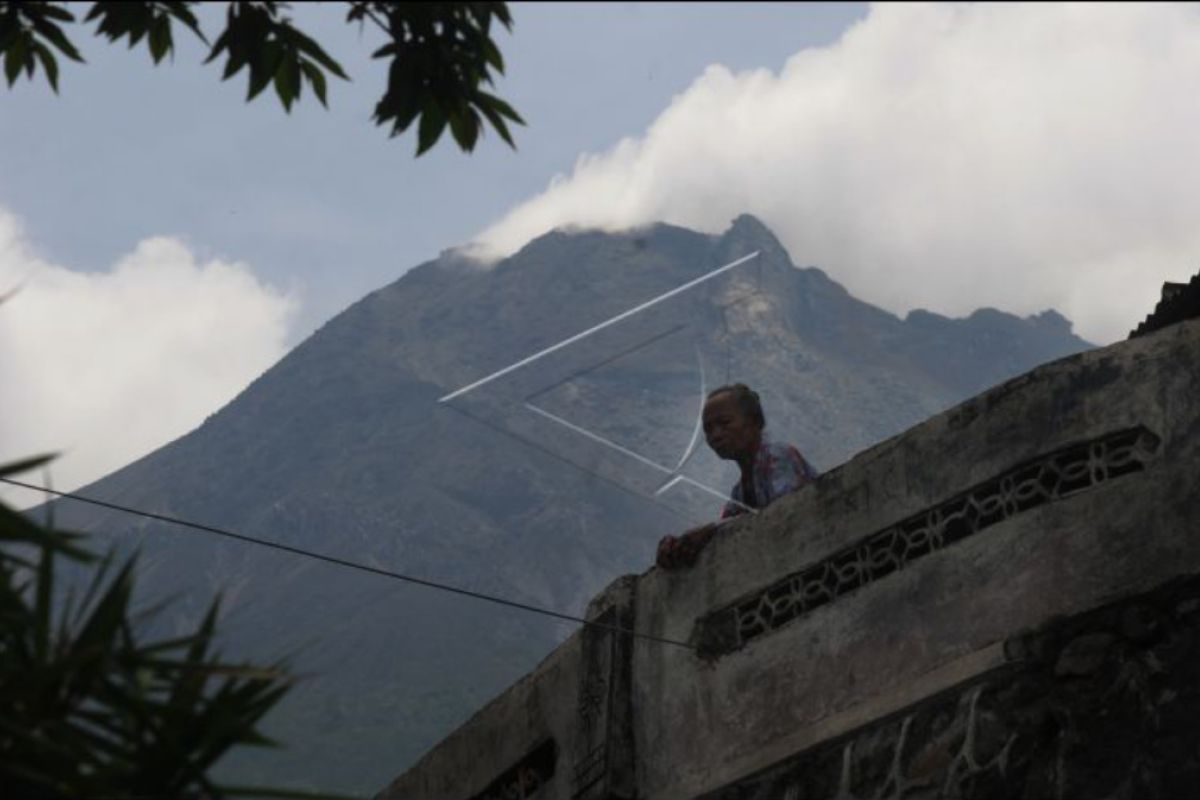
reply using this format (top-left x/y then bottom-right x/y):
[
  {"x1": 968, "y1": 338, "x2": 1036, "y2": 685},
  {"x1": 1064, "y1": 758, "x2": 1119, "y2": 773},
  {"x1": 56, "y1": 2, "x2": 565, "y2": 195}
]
[{"x1": 44, "y1": 215, "x2": 1091, "y2": 795}]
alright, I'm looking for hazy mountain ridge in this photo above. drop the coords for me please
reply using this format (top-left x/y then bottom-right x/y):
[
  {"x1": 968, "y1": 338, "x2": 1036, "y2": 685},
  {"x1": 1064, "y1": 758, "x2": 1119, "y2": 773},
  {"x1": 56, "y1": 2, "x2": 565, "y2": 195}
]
[{"x1": 44, "y1": 215, "x2": 1091, "y2": 794}]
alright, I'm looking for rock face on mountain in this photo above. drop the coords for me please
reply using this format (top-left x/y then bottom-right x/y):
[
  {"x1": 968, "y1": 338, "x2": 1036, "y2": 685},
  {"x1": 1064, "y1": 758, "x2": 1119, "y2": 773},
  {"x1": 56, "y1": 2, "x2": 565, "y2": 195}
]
[{"x1": 48, "y1": 216, "x2": 1091, "y2": 795}]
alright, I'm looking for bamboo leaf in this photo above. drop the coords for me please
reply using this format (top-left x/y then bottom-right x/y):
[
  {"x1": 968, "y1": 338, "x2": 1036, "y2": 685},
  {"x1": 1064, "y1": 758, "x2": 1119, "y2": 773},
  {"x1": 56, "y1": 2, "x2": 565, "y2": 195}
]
[
  {"x1": 0, "y1": 453, "x2": 58, "y2": 478},
  {"x1": 37, "y1": 4, "x2": 76, "y2": 23},
  {"x1": 34, "y1": 534, "x2": 55, "y2": 661}
]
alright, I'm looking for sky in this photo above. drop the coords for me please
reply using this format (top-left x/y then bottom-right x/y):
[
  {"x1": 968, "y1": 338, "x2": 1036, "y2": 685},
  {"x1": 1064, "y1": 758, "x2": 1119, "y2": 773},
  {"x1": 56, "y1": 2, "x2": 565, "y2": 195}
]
[{"x1": 2, "y1": 2, "x2": 1199, "y2": 504}]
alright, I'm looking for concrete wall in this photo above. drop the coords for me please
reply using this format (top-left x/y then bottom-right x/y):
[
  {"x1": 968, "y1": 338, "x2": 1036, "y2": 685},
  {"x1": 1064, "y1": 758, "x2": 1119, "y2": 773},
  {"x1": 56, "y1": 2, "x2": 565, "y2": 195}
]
[
  {"x1": 378, "y1": 318, "x2": 1200, "y2": 800},
  {"x1": 701, "y1": 571, "x2": 1200, "y2": 799}
]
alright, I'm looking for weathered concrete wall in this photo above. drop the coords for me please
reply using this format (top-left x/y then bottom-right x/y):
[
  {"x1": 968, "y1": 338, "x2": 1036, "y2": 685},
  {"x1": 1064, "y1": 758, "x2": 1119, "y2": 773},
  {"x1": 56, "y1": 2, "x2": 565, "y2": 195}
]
[
  {"x1": 704, "y1": 572, "x2": 1200, "y2": 800},
  {"x1": 377, "y1": 578, "x2": 638, "y2": 800},
  {"x1": 378, "y1": 318, "x2": 1200, "y2": 800},
  {"x1": 633, "y1": 319, "x2": 1199, "y2": 798}
]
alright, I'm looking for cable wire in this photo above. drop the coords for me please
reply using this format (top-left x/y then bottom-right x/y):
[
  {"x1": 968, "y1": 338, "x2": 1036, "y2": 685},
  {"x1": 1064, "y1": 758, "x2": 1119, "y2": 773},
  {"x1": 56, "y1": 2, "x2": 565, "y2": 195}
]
[{"x1": 0, "y1": 476, "x2": 693, "y2": 650}]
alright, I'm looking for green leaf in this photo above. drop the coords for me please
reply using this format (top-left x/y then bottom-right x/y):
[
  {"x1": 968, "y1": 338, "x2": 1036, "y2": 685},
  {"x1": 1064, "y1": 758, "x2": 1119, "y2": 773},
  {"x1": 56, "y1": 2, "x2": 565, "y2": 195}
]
[
  {"x1": 0, "y1": 453, "x2": 58, "y2": 478},
  {"x1": 370, "y1": 41, "x2": 399, "y2": 60},
  {"x1": 220, "y1": 40, "x2": 248, "y2": 80},
  {"x1": 447, "y1": 107, "x2": 478, "y2": 152},
  {"x1": 284, "y1": 23, "x2": 347, "y2": 80},
  {"x1": 482, "y1": 37, "x2": 503, "y2": 72},
  {"x1": 4, "y1": 34, "x2": 28, "y2": 86},
  {"x1": 416, "y1": 101, "x2": 447, "y2": 155},
  {"x1": 299, "y1": 60, "x2": 326, "y2": 106},
  {"x1": 163, "y1": 1, "x2": 209, "y2": 47},
  {"x1": 272, "y1": 51, "x2": 300, "y2": 111},
  {"x1": 0, "y1": 505, "x2": 93, "y2": 565},
  {"x1": 128, "y1": 22, "x2": 148, "y2": 49},
  {"x1": 245, "y1": 62, "x2": 275, "y2": 102},
  {"x1": 31, "y1": 41, "x2": 58, "y2": 92},
  {"x1": 148, "y1": 16, "x2": 172, "y2": 63},
  {"x1": 474, "y1": 101, "x2": 514, "y2": 148},
  {"x1": 35, "y1": 537, "x2": 55, "y2": 660},
  {"x1": 72, "y1": 555, "x2": 136, "y2": 659},
  {"x1": 175, "y1": 597, "x2": 221, "y2": 696},
  {"x1": 38, "y1": 4, "x2": 77, "y2": 24},
  {"x1": 0, "y1": 484, "x2": 295, "y2": 797},
  {"x1": 27, "y1": 13, "x2": 83, "y2": 63},
  {"x1": 476, "y1": 90, "x2": 524, "y2": 125},
  {"x1": 204, "y1": 26, "x2": 230, "y2": 65}
]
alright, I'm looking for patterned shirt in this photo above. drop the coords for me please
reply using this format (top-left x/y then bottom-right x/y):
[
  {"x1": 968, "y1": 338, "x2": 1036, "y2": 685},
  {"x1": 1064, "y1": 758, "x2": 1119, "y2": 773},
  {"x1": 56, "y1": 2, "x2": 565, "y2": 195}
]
[{"x1": 720, "y1": 440, "x2": 819, "y2": 520}]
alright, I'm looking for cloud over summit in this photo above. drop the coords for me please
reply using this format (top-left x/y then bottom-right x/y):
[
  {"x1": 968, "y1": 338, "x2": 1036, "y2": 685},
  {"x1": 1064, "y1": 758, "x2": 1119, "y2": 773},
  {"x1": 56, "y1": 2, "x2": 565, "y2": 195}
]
[{"x1": 472, "y1": 3, "x2": 1200, "y2": 344}]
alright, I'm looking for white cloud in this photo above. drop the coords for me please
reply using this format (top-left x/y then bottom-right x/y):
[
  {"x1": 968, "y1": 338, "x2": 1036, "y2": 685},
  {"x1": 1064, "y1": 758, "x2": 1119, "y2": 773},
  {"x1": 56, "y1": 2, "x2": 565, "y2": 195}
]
[
  {"x1": 471, "y1": 2, "x2": 1200, "y2": 344},
  {"x1": 0, "y1": 207, "x2": 295, "y2": 507}
]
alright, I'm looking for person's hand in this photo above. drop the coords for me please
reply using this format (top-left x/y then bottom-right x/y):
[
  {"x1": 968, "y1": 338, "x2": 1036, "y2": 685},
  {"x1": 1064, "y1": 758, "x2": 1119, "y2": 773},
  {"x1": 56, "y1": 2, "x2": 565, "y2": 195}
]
[
  {"x1": 656, "y1": 523, "x2": 717, "y2": 570},
  {"x1": 656, "y1": 534, "x2": 681, "y2": 569},
  {"x1": 679, "y1": 523, "x2": 716, "y2": 564}
]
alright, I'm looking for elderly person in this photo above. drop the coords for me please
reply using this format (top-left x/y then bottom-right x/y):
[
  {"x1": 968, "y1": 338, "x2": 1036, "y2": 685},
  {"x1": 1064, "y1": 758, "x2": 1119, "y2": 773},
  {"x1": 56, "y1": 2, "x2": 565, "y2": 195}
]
[{"x1": 656, "y1": 384, "x2": 818, "y2": 569}]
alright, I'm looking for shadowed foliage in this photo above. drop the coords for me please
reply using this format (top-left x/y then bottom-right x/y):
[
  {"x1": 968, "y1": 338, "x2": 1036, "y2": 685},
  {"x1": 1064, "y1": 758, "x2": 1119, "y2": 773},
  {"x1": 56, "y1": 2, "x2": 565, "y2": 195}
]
[
  {"x1": 0, "y1": 1, "x2": 522, "y2": 155},
  {"x1": 0, "y1": 456, "x2": 335, "y2": 799}
]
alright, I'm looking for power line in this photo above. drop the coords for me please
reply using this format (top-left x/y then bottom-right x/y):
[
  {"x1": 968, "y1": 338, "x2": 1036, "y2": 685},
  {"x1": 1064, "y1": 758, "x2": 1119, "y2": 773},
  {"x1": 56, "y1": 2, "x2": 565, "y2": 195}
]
[{"x1": 0, "y1": 476, "x2": 693, "y2": 650}]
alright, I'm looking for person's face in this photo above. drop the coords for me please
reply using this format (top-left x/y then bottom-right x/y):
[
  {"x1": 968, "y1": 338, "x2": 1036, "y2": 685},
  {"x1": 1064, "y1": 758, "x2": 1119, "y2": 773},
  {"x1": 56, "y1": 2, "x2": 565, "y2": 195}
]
[{"x1": 703, "y1": 392, "x2": 762, "y2": 461}]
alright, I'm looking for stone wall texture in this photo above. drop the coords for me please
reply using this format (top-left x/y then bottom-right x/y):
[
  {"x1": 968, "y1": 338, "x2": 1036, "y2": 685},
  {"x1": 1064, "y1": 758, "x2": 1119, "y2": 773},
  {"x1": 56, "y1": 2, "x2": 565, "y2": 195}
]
[
  {"x1": 703, "y1": 573, "x2": 1200, "y2": 800},
  {"x1": 378, "y1": 317, "x2": 1200, "y2": 800}
]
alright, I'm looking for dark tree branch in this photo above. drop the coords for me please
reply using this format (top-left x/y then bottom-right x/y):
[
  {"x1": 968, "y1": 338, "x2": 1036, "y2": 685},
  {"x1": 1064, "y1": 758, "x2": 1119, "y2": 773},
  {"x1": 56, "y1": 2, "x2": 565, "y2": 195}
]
[{"x1": 0, "y1": 0, "x2": 523, "y2": 155}]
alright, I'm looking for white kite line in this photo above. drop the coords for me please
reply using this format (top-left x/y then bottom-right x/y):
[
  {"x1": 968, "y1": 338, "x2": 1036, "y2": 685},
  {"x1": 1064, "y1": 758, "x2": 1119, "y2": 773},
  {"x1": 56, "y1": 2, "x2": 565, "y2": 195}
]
[{"x1": 438, "y1": 251, "x2": 760, "y2": 402}]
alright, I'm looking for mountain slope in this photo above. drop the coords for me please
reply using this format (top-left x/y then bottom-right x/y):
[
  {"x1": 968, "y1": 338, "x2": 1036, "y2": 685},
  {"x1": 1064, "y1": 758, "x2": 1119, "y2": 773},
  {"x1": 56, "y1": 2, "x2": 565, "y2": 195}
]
[{"x1": 45, "y1": 215, "x2": 1091, "y2": 794}]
